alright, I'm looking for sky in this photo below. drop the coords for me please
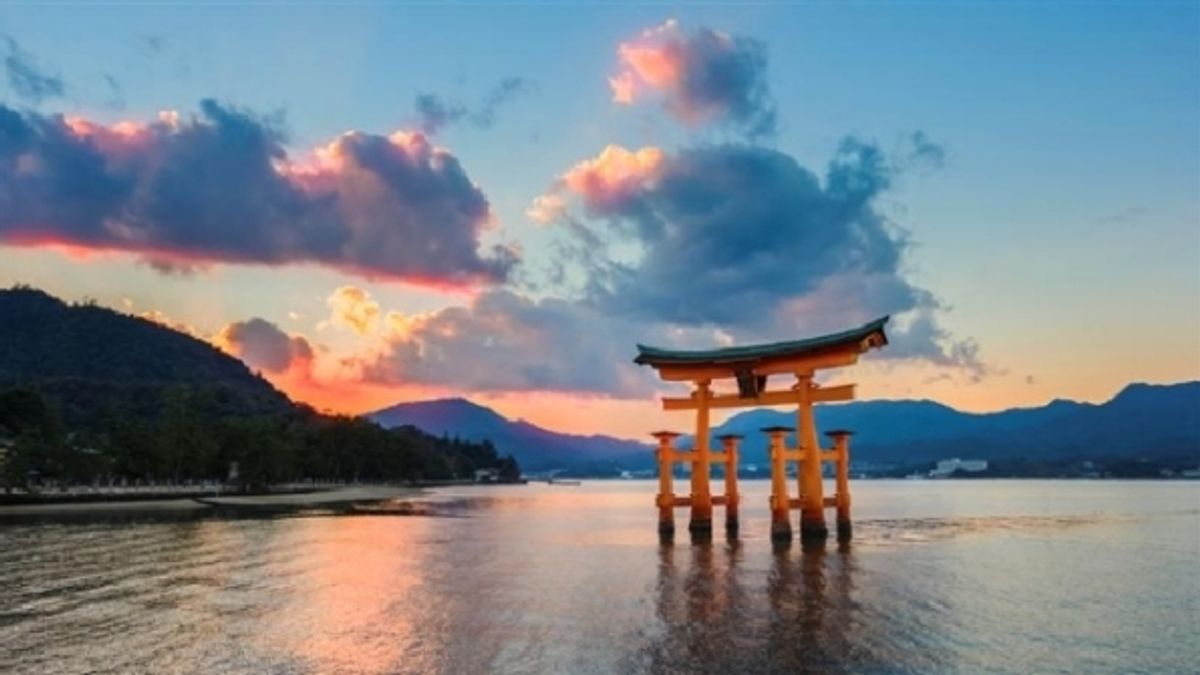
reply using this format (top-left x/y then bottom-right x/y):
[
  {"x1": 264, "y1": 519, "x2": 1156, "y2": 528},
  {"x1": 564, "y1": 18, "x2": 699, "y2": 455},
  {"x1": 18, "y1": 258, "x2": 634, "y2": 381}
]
[{"x1": 1, "y1": 2, "x2": 1197, "y2": 440}]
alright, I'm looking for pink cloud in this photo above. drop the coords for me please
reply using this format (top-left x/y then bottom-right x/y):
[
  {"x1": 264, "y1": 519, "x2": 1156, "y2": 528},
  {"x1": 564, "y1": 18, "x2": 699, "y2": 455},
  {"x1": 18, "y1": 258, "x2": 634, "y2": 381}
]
[
  {"x1": 610, "y1": 20, "x2": 776, "y2": 136},
  {"x1": 213, "y1": 318, "x2": 314, "y2": 376},
  {"x1": 0, "y1": 100, "x2": 516, "y2": 288}
]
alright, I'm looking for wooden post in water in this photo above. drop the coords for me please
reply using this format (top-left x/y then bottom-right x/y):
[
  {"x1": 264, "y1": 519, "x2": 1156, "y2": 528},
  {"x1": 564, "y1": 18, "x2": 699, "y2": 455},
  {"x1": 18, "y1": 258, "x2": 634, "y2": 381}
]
[
  {"x1": 765, "y1": 426, "x2": 794, "y2": 542},
  {"x1": 690, "y1": 381, "x2": 713, "y2": 535},
  {"x1": 795, "y1": 374, "x2": 829, "y2": 542},
  {"x1": 652, "y1": 431, "x2": 680, "y2": 538},
  {"x1": 632, "y1": 316, "x2": 890, "y2": 545},
  {"x1": 827, "y1": 430, "x2": 853, "y2": 542},
  {"x1": 718, "y1": 434, "x2": 741, "y2": 533}
]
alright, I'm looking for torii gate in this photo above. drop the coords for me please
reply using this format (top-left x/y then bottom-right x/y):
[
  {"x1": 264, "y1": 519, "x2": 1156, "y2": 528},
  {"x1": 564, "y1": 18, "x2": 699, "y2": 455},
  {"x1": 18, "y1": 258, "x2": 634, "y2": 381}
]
[{"x1": 634, "y1": 317, "x2": 889, "y2": 544}]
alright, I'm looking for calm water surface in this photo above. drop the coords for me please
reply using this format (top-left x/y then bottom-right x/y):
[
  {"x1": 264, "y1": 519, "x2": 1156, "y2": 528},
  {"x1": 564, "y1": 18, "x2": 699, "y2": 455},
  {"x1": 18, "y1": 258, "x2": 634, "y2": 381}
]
[{"x1": 2, "y1": 480, "x2": 1198, "y2": 674}]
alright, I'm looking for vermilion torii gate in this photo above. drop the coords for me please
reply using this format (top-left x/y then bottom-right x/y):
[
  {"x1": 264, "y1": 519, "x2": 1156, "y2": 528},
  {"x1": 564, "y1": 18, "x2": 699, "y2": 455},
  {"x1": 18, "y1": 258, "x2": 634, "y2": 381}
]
[{"x1": 634, "y1": 317, "x2": 889, "y2": 544}]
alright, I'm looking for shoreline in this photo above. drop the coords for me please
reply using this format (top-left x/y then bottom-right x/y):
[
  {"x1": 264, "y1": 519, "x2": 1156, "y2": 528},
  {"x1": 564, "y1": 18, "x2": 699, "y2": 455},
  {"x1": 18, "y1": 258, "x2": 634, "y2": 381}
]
[{"x1": 0, "y1": 484, "x2": 429, "y2": 517}]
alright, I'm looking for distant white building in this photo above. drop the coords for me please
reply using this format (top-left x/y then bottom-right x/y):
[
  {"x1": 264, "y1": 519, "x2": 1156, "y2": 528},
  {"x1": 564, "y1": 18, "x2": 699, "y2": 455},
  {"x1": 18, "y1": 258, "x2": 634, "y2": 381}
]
[
  {"x1": 475, "y1": 468, "x2": 500, "y2": 483},
  {"x1": 930, "y1": 458, "x2": 988, "y2": 477}
]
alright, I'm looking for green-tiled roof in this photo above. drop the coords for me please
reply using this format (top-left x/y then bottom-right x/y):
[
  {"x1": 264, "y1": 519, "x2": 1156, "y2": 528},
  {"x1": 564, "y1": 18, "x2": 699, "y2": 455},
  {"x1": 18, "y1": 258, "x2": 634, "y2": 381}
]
[{"x1": 633, "y1": 316, "x2": 889, "y2": 367}]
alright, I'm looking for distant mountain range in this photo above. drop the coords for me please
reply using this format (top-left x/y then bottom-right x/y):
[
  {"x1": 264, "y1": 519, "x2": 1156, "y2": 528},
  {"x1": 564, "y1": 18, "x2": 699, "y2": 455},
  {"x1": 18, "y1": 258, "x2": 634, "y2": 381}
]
[
  {"x1": 368, "y1": 398, "x2": 650, "y2": 472},
  {"x1": 702, "y1": 381, "x2": 1200, "y2": 468},
  {"x1": 370, "y1": 382, "x2": 1200, "y2": 474}
]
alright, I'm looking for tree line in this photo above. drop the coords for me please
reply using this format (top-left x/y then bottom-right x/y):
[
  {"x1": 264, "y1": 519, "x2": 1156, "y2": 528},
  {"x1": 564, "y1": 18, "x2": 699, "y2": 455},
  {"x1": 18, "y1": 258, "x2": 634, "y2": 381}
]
[{"x1": 0, "y1": 386, "x2": 520, "y2": 493}]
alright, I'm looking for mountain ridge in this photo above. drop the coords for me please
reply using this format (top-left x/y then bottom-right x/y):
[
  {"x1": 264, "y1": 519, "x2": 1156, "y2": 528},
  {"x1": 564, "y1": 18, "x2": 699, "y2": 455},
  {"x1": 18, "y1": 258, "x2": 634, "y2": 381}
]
[
  {"x1": 368, "y1": 397, "x2": 649, "y2": 472},
  {"x1": 370, "y1": 381, "x2": 1200, "y2": 473}
]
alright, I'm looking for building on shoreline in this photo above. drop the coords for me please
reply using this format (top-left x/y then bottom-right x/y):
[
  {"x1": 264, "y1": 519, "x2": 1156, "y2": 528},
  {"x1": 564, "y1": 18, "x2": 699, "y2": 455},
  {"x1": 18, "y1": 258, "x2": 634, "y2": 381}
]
[{"x1": 929, "y1": 458, "x2": 988, "y2": 478}]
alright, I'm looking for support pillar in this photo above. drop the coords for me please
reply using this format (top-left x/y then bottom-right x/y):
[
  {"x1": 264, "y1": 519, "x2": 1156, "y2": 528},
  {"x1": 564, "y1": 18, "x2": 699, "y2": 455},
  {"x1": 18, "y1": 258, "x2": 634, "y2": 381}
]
[
  {"x1": 764, "y1": 426, "x2": 793, "y2": 543},
  {"x1": 827, "y1": 430, "x2": 853, "y2": 542},
  {"x1": 796, "y1": 375, "x2": 828, "y2": 542},
  {"x1": 689, "y1": 382, "x2": 713, "y2": 535},
  {"x1": 652, "y1": 431, "x2": 680, "y2": 538},
  {"x1": 718, "y1": 434, "x2": 741, "y2": 533}
]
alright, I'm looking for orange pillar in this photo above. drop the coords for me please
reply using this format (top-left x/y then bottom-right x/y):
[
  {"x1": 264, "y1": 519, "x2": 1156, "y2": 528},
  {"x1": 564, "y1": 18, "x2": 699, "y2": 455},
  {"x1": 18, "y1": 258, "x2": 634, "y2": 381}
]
[
  {"x1": 718, "y1": 434, "x2": 741, "y2": 533},
  {"x1": 764, "y1": 426, "x2": 793, "y2": 543},
  {"x1": 827, "y1": 430, "x2": 853, "y2": 542},
  {"x1": 652, "y1": 431, "x2": 680, "y2": 537},
  {"x1": 689, "y1": 381, "x2": 713, "y2": 535},
  {"x1": 796, "y1": 375, "x2": 828, "y2": 542}
]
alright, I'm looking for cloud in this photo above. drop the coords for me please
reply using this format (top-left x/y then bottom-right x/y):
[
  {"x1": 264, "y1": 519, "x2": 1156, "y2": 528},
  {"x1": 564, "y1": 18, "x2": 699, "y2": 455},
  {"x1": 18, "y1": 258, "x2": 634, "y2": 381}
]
[
  {"x1": 135, "y1": 34, "x2": 166, "y2": 54},
  {"x1": 610, "y1": 20, "x2": 775, "y2": 137},
  {"x1": 0, "y1": 100, "x2": 516, "y2": 286},
  {"x1": 138, "y1": 308, "x2": 201, "y2": 338},
  {"x1": 357, "y1": 290, "x2": 657, "y2": 396},
  {"x1": 414, "y1": 94, "x2": 468, "y2": 135},
  {"x1": 103, "y1": 73, "x2": 125, "y2": 110},
  {"x1": 532, "y1": 137, "x2": 987, "y2": 375},
  {"x1": 214, "y1": 317, "x2": 313, "y2": 375},
  {"x1": 414, "y1": 77, "x2": 532, "y2": 134},
  {"x1": 2, "y1": 36, "x2": 65, "y2": 104},
  {"x1": 553, "y1": 144, "x2": 665, "y2": 218},
  {"x1": 903, "y1": 131, "x2": 946, "y2": 170},
  {"x1": 326, "y1": 285, "x2": 381, "y2": 335}
]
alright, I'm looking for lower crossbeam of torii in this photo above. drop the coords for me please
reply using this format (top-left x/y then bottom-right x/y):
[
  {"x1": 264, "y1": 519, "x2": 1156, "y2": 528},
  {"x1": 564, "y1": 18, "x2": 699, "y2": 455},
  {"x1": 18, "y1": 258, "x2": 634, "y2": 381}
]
[{"x1": 634, "y1": 317, "x2": 889, "y2": 544}]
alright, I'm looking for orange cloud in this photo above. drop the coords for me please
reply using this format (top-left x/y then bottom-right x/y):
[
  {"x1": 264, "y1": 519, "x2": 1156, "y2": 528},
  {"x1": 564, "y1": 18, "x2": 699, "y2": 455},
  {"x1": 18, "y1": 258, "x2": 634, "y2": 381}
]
[
  {"x1": 325, "y1": 285, "x2": 382, "y2": 335},
  {"x1": 139, "y1": 308, "x2": 202, "y2": 338},
  {"x1": 527, "y1": 144, "x2": 663, "y2": 224}
]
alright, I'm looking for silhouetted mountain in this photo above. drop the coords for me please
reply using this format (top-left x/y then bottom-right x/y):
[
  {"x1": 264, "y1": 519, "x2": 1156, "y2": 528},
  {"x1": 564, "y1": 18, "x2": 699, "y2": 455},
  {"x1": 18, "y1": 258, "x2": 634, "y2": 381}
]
[
  {"x1": 0, "y1": 286, "x2": 292, "y2": 426},
  {"x1": 374, "y1": 382, "x2": 1200, "y2": 474},
  {"x1": 368, "y1": 398, "x2": 649, "y2": 472},
  {"x1": 702, "y1": 381, "x2": 1200, "y2": 467},
  {"x1": 0, "y1": 286, "x2": 516, "y2": 488}
]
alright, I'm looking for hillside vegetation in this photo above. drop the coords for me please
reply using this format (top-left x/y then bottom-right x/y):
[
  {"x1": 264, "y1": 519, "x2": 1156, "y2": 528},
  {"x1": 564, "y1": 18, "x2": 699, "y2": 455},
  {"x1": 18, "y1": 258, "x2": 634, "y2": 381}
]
[{"x1": 0, "y1": 286, "x2": 518, "y2": 492}]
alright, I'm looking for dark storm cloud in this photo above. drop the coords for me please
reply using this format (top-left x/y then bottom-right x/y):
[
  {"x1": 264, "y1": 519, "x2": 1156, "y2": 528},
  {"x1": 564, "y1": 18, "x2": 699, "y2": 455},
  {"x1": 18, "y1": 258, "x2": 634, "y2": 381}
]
[
  {"x1": 2, "y1": 36, "x2": 65, "y2": 104},
  {"x1": 612, "y1": 21, "x2": 776, "y2": 137},
  {"x1": 0, "y1": 100, "x2": 515, "y2": 286},
  {"x1": 215, "y1": 317, "x2": 312, "y2": 374}
]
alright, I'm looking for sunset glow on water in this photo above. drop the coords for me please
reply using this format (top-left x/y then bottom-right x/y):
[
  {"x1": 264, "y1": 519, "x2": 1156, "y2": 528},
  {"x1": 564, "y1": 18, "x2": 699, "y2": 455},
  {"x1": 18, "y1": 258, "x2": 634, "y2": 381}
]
[{"x1": 3, "y1": 481, "x2": 1197, "y2": 674}]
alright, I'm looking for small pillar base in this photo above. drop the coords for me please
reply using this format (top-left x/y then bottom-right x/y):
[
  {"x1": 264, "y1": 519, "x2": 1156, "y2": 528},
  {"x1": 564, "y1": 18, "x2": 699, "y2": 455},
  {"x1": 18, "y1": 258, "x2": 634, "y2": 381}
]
[
  {"x1": 800, "y1": 518, "x2": 828, "y2": 542},
  {"x1": 725, "y1": 518, "x2": 739, "y2": 535},
  {"x1": 689, "y1": 517, "x2": 713, "y2": 535},
  {"x1": 836, "y1": 518, "x2": 852, "y2": 543},
  {"x1": 771, "y1": 519, "x2": 793, "y2": 543},
  {"x1": 658, "y1": 520, "x2": 676, "y2": 538}
]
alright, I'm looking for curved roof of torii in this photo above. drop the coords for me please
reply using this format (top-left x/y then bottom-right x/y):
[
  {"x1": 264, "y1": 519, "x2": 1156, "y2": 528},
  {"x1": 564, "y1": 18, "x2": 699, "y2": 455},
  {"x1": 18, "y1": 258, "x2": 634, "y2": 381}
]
[{"x1": 633, "y1": 316, "x2": 889, "y2": 367}]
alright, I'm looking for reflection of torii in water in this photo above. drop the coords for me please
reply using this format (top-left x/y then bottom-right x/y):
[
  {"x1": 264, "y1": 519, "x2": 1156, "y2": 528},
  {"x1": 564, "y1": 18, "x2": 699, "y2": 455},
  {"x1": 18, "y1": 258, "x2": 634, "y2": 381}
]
[
  {"x1": 645, "y1": 539, "x2": 863, "y2": 673},
  {"x1": 634, "y1": 317, "x2": 889, "y2": 544}
]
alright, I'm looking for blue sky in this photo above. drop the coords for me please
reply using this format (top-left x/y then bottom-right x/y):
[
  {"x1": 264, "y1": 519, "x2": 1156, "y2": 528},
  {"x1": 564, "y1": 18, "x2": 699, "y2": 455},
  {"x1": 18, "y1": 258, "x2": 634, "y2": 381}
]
[{"x1": 1, "y1": 2, "x2": 1197, "y2": 436}]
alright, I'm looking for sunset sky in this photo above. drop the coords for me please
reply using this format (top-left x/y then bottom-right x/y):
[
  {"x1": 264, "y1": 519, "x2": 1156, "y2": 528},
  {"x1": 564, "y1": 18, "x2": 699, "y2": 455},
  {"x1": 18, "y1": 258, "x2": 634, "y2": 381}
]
[{"x1": 1, "y1": 4, "x2": 1197, "y2": 439}]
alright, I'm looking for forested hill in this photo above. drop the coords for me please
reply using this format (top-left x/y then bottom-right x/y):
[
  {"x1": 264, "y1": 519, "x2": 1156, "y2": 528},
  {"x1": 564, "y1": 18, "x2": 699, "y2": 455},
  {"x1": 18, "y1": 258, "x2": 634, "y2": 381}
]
[
  {"x1": 0, "y1": 286, "x2": 290, "y2": 425},
  {"x1": 0, "y1": 286, "x2": 518, "y2": 490}
]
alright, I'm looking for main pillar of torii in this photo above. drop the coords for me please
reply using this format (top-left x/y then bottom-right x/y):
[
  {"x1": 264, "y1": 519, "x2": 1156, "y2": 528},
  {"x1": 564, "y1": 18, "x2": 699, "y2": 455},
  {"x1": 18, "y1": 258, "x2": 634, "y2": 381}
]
[{"x1": 634, "y1": 317, "x2": 889, "y2": 543}]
